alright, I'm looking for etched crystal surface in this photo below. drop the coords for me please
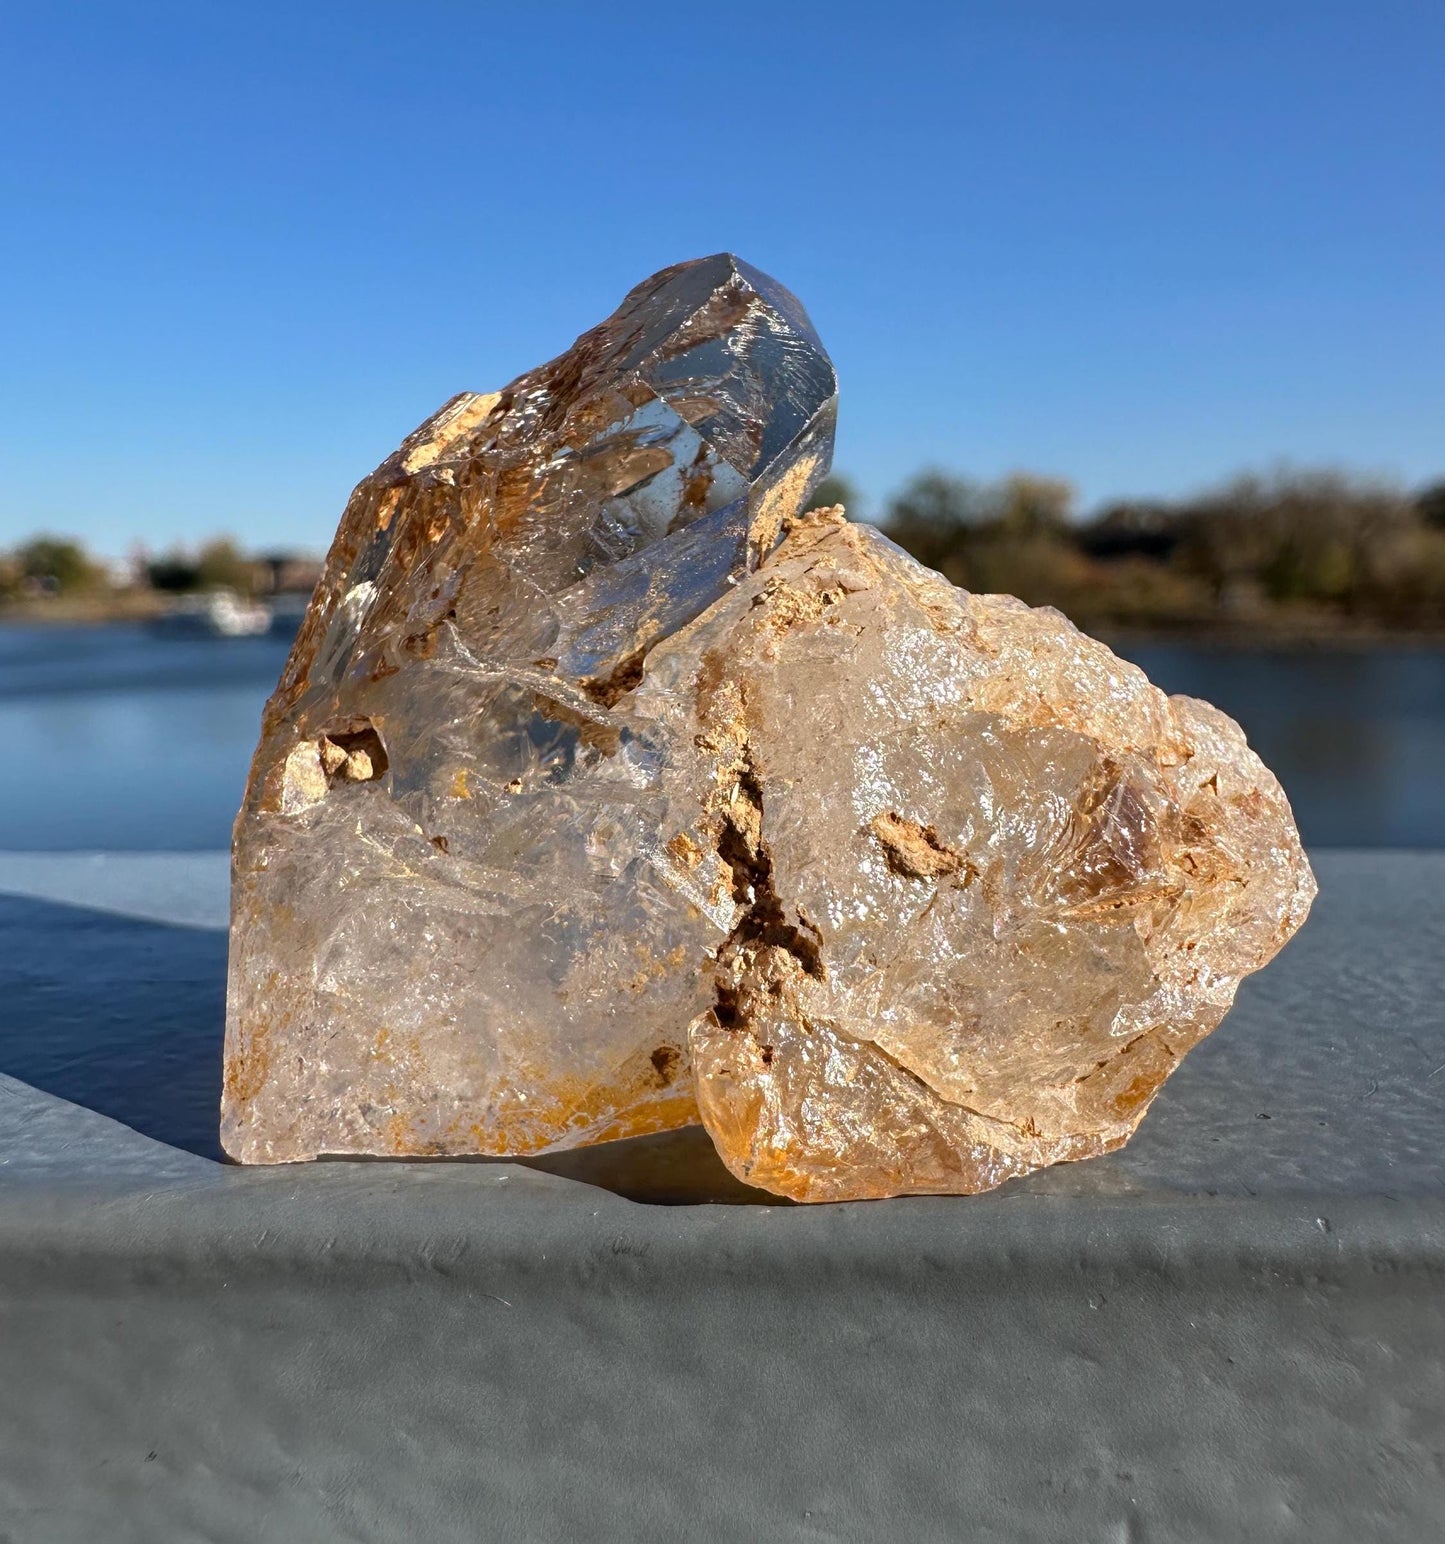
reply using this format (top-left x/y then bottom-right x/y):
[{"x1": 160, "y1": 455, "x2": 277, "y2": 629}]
[
  {"x1": 225, "y1": 258, "x2": 1313, "y2": 1200},
  {"x1": 650, "y1": 511, "x2": 1316, "y2": 1200}
]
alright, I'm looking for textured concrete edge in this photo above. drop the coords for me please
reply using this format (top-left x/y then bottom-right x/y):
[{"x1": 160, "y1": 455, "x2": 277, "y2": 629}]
[
  {"x1": 3, "y1": 1164, "x2": 1443, "y2": 1293},
  {"x1": 4, "y1": 1191, "x2": 1442, "y2": 1544},
  {"x1": 6, "y1": 1068, "x2": 1445, "y2": 1287}
]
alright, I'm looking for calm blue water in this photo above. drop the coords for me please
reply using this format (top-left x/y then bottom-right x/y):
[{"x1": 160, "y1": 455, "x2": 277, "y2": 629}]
[
  {"x1": 1, "y1": 623, "x2": 1442, "y2": 850},
  {"x1": 0, "y1": 623, "x2": 294, "y2": 850}
]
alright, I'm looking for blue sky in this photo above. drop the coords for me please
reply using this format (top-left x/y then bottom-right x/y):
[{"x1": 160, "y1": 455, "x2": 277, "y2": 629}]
[{"x1": 2, "y1": 1, "x2": 1441, "y2": 554}]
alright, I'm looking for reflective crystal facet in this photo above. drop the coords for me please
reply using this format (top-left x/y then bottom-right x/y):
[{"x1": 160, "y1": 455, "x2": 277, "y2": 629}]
[{"x1": 225, "y1": 259, "x2": 1313, "y2": 1202}]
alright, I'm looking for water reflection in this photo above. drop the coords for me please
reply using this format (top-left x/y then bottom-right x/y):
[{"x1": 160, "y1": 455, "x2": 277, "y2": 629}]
[
  {"x1": 1, "y1": 623, "x2": 1442, "y2": 850},
  {"x1": 1120, "y1": 643, "x2": 1445, "y2": 848}
]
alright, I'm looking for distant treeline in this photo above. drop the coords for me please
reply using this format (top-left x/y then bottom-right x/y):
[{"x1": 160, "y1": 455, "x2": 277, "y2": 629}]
[
  {"x1": 0, "y1": 536, "x2": 320, "y2": 614},
  {"x1": 811, "y1": 468, "x2": 1445, "y2": 634},
  {"x1": 7, "y1": 466, "x2": 1445, "y2": 633},
  {"x1": 0, "y1": 535, "x2": 259, "y2": 600}
]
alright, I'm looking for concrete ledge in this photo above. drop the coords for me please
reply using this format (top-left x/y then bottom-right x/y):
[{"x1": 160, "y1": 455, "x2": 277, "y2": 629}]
[{"x1": 1, "y1": 852, "x2": 1443, "y2": 1541}]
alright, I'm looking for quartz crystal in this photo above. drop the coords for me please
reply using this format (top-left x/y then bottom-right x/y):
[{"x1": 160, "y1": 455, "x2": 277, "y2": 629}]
[
  {"x1": 224, "y1": 255, "x2": 838, "y2": 1164},
  {"x1": 224, "y1": 257, "x2": 1314, "y2": 1201},
  {"x1": 654, "y1": 511, "x2": 1316, "y2": 1200}
]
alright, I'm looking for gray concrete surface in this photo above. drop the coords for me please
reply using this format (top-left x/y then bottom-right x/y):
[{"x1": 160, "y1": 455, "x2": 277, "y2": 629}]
[{"x1": 0, "y1": 850, "x2": 1442, "y2": 1542}]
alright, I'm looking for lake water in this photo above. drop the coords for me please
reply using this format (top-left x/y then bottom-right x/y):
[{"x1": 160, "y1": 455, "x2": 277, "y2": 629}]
[{"x1": 1, "y1": 622, "x2": 1442, "y2": 851}]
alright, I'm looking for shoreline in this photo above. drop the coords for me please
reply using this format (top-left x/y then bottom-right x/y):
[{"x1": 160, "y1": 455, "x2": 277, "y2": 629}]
[
  {"x1": 1094, "y1": 622, "x2": 1445, "y2": 652},
  {"x1": 5, "y1": 602, "x2": 1444, "y2": 652},
  {"x1": 0, "y1": 596, "x2": 168, "y2": 626}
]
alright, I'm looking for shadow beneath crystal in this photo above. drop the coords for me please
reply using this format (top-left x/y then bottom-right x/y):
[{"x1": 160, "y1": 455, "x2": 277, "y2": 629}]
[
  {"x1": 0, "y1": 892, "x2": 227, "y2": 1161},
  {"x1": 316, "y1": 1126, "x2": 787, "y2": 1206},
  {"x1": 506, "y1": 1126, "x2": 788, "y2": 1206}
]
